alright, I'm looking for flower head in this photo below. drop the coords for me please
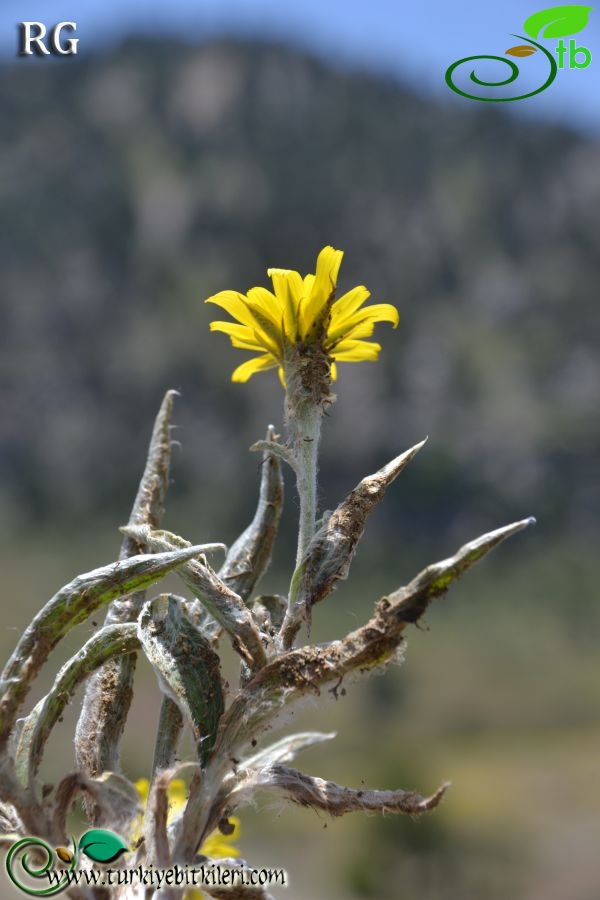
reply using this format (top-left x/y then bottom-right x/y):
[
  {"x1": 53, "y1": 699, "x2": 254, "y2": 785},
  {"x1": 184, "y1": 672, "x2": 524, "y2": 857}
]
[{"x1": 205, "y1": 246, "x2": 399, "y2": 384}]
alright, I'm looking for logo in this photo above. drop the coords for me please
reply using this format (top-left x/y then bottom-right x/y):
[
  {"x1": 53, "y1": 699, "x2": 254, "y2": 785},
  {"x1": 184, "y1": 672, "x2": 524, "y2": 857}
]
[
  {"x1": 5, "y1": 832, "x2": 287, "y2": 895},
  {"x1": 445, "y1": 5, "x2": 593, "y2": 101},
  {"x1": 6, "y1": 829, "x2": 128, "y2": 896},
  {"x1": 18, "y1": 22, "x2": 79, "y2": 57}
]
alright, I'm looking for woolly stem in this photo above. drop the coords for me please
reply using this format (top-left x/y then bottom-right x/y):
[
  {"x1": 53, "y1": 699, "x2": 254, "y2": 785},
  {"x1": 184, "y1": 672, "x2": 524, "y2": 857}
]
[
  {"x1": 293, "y1": 401, "x2": 322, "y2": 568},
  {"x1": 282, "y1": 395, "x2": 322, "y2": 651},
  {"x1": 281, "y1": 346, "x2": 330, "y2": 648}
]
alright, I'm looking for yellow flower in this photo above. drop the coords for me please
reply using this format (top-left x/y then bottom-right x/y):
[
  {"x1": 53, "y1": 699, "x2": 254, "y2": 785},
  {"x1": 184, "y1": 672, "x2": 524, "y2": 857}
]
[
  {"x1": 133, "y1": 778, "x2": 240, "y2": 859},
  {"x1": 205, "y1": 246, "x2": 399, "y2": 383}
]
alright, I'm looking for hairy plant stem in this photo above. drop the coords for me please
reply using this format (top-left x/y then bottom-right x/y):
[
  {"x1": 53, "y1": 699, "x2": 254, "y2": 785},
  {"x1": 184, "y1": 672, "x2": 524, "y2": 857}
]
[
  {"x1": 292, "y1": 401, "x2": 322, "y2": 567},
  {"x1": 284, "y1": 383, "x2": 323, "y2": 649}
]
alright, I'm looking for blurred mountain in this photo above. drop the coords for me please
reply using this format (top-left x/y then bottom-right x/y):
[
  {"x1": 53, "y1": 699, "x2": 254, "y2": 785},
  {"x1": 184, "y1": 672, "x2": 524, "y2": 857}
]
[{"x1": 0, "y1": 38, "x2": 598, "y2": 544}]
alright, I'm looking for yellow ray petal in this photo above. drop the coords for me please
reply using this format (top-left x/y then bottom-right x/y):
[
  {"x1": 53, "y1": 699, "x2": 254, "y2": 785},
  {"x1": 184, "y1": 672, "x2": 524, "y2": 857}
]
[
  {"x1": 205, "y1": 291, "x2": 257, "y2": 328},
  {"x1": 246, "y1": 286, "x2": 281, "y2": 321},
  {"x1": 231, "y1": 354, "x2": 278, "y2": 383},
  {"x1": 207, "y1": 290, "x2": 282, "y2": 357},
  {"x1": 330, "y1": 361, "x2": 338, "y2": 381},
  {"x1": 341, "y1": 302, "x2": 399, "y2": 329},
  {"x1": 331, "y1": 339, "x2": 381, "y2": 362},
  {"x1": 330, "y1": 285, "x2": 370, "y2": 322},
  {"x1": 328, "y1": 303, "x2": 399, "y2": 343},
  {"x1": 230, "y1": 335, "x2": 270, "y2": 351},
  {"x1": 297, "y1": 274, "x2": 316, "y2": 338},
  {"x1": 246, "y1": 287, "x2": 286, "y2": 355},
  {"x1": 303, "y1": 273, "x2": 315, "y2": 295},
  {"x1": 314, "y1": 245, "x2": 344, "y2": 293},
  {"x1": 268, "y1": 268, "x2": 303, "y2": 305},
  {"x1": 209, "y1": 321, "x2": 258, "y2": 342},
  {"x1": 326, "y1": 319, "x2": 376, "y2": 347},
  {"x1": 210, "y1": 321, "x2": 271, "y2": 354},
  {"x1": 299, "y1": 246, "x2": 344, "y2": 338},
  {"x1": 268, "y1": 268, "x2": 303, "y2": 341}
]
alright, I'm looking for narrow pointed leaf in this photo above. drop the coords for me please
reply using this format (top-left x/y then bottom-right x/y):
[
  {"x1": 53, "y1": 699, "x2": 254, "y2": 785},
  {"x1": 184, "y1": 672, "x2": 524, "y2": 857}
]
[
  {"x1": 0, "y1": 544, "x2": 206, "y2": 752},
  {"x1": 220, "y1": 425, "x2": 284, "y2": 601},
  {"x1": 15, "y1": 624, "x2": 139, "y2": 789},
  {"x1": 249, "y1": 439, "x2": 296, "y2": 471},
  {"x1": 126, "y1": 525, "x2": 268, "y2": 671},
  {"x1": 207, "y1": 518, "x2": 535, "y2": 768},
  {"x1": 255, "y1": 765, "x2": 449, "y2": 817},
  {"x1": 387, "y1": 517, "x2": 537, "y2": 624},
  {"x1": 242, "y1": 732, "x2": 336, "y2": 771},
  {"x1": 76, "y1": 390, "x2": 176, "y2": 785},
  {"x1": 152, "y1": 697, "x2": 184, "y2": 775},
  {"x1": 138, "y1": 595, "x2": 225, "y2": 767},
  {"x1": 143, "y1": 768, "x2": 174, "y2": 867},
  {"x1": 281, "y1": 439, "x2": 427, "y2": 646}
]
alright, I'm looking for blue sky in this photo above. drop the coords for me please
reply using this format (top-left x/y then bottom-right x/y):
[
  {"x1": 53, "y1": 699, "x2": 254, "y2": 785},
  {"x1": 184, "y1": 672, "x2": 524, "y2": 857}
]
[{"x1": 1, "y1": 0, "x2": 598, "y2": 132}]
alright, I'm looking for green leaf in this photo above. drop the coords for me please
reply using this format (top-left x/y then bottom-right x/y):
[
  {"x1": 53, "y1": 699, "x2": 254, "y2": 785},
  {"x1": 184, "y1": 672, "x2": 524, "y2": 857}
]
[
  {"x1": 138, "y1": 595, "x2": 225, "y2": 767},
  {"x1": 78, "y1": 829, "x2": 128, "y2": 863},
  {"x1": 523, "y1": 5, "x2": 593, "y2": 39}
]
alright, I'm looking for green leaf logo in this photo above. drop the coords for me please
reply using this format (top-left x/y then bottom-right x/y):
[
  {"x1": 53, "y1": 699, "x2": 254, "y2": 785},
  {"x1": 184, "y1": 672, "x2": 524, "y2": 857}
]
[
  {"x1": 524, "y1": 5, "x2": 593, "y2": 39},
  {"x1": 78, "y1": 829, "x2": 128, "y2": 864}
]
